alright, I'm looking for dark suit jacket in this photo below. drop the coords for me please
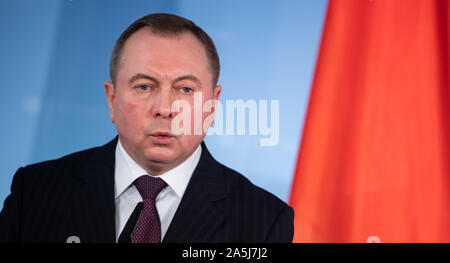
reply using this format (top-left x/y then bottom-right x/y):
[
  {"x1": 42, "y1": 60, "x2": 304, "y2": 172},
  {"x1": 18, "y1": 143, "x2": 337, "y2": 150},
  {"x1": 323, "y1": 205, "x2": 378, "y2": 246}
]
[{"x1": 0, "y1": 137, "x2": 294, "y2": 243}]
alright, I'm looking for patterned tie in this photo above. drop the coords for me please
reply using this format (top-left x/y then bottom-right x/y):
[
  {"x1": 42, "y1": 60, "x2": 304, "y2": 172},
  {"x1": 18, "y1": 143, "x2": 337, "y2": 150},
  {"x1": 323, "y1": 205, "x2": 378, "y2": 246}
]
[{"x1": 131, "y1": 175, "x2": 167, "y2": 243}]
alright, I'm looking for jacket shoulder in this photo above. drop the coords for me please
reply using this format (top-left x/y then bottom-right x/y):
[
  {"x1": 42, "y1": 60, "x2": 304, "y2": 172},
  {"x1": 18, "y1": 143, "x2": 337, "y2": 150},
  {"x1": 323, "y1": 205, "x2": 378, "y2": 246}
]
[
  {"x1": 23, "y1": 146, "x2": 102, "y2": 175},
  {"x1": 22, "y1": 137, "x2": 116, "y2": 181},
  {"x1": 15, "y1": 142, "x2": 113, "y2": 209},
  {"x1": 0, "y1": 143, "x2": 112, "y2": 242},
  {"x1": 219, "y1": 164, "x2": 294, "y2": 242},
  {"x1": 222, "y1": 165, "x2": 286, "y2": 206}
]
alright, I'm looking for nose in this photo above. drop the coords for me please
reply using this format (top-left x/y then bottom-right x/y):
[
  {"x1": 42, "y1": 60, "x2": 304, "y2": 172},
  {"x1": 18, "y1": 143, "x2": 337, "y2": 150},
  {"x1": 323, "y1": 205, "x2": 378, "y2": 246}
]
[{"x1": 153, "y1": 88, "x2": 174, "y2": 119}]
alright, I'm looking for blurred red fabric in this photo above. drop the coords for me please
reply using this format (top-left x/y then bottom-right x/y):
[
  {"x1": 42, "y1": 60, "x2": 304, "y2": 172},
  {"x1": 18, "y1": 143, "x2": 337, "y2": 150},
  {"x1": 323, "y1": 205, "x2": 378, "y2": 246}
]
[{"x1": 290, "y1": 0, "x2": 450, "y2": 242}]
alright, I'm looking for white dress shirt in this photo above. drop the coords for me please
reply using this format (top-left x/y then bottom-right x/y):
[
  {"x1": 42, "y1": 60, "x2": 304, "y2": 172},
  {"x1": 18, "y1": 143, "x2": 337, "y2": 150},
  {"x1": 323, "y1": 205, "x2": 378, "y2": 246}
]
[{"x1": 114, "y1": 139, "x2": 201, "y2": 242}]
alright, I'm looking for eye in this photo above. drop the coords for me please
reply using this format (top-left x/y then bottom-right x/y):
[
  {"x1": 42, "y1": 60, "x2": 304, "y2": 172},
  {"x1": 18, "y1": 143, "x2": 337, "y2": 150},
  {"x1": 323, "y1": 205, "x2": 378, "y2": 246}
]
[
  {"x1": 181, "y1": 87, "x2": 193, "y2": 93},
  {"x1": 137, "y1": 84, "x2": 150, "y2": 91}
]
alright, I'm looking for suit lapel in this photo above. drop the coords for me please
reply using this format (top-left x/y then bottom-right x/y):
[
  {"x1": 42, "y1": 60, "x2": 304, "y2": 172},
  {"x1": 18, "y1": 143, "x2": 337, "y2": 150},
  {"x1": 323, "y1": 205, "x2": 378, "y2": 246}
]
[
  {"x1": 69, "y1": 137, "x2": 117, "y2": 243},
  {"x1": 163, "y1": 142, "x2": 227, "y2": 242}
]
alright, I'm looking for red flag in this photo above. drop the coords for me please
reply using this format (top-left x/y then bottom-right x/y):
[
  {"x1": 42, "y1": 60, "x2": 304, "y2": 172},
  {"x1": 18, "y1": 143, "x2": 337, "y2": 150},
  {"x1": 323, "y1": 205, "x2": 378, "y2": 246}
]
[{"x1": 289, "y1": 0, "x2": 450, "y2": 242}]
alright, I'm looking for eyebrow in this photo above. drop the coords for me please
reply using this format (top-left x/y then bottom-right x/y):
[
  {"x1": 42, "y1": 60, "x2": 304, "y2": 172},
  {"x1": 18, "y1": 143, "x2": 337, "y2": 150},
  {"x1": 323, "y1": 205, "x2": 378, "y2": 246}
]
[
  {"x1": 174, "y1": 75, "x2": 202, "y2": 87},
  {"x1": 128, "y1": 73, "x2": 159, "y2": 85}
]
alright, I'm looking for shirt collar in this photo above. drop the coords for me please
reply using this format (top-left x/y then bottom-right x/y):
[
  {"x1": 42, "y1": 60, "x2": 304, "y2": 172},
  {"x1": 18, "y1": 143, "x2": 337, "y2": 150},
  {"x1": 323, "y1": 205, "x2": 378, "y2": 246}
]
[{"x1": 114, "y1": 139, "x2": 202, "y2": 199}]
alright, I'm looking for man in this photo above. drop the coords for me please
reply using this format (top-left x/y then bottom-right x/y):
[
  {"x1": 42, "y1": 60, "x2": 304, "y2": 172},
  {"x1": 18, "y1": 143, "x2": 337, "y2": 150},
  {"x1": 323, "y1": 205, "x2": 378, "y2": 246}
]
[{"x1": 0, "y1": 13, "x2": 294, "y2": 243}]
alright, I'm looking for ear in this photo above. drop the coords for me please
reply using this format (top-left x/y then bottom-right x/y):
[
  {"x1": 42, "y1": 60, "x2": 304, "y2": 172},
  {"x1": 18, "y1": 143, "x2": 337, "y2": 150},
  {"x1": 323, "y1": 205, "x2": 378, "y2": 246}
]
[
  {"x1": 211, "y1": 85, "x2": 222, "y2": 114},
  {"x1": 104, "y1": 81, "x2": 116, "y2": 123}
]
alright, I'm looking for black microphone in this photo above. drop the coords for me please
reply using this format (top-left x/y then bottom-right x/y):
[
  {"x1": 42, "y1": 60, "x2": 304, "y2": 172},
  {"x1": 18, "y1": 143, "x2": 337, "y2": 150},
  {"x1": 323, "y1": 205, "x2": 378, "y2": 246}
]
[{"x1": 118, "y1": 202, "x2": 144, "y2": 243}]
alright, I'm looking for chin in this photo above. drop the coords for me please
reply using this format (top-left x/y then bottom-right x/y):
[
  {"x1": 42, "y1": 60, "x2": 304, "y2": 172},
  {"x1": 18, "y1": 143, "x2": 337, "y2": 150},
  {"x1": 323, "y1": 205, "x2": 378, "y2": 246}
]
[{"x1": 144, "y1": 148, "x2": 177, "y2": 164}]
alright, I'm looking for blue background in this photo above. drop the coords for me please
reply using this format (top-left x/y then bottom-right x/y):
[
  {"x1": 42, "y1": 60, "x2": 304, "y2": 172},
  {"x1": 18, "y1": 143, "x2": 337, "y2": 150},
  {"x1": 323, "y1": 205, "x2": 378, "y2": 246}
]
[{"x1": 0, "y1": 0, "x2": 327, "y2": 207}]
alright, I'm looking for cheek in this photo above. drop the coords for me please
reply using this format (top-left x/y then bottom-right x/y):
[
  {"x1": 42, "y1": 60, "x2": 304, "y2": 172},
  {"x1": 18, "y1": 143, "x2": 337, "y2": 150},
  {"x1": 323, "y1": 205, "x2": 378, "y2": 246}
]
[
  {"x1": 186, "y1": 98, "x2": 210, "y2": 134},
  {"x1": 115, "y1": 97, "x2": 145, "y2": 130},
  {"x1": 179, "y1": 134, "x2": 203, "y2": 150}
]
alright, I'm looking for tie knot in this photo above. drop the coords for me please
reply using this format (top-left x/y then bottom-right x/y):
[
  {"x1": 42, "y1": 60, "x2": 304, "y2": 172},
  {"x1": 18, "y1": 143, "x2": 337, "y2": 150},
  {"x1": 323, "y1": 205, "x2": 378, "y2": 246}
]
[{"x1": 134, "y1": 175, "x2": 167, "y2": 200}]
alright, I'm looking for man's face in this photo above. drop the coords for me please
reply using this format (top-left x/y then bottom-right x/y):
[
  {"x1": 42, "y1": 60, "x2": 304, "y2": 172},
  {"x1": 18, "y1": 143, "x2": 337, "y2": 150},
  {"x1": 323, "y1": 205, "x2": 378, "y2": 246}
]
[{"x1": 104, "y1": 28, "x2": 221, "y2": 175}]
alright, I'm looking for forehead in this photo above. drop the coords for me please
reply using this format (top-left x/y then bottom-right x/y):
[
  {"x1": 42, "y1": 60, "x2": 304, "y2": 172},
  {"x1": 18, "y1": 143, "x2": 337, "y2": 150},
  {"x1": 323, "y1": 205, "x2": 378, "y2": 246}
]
[{"x1": 118, "y1": 28, "x2": 212, "y2": 84}]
